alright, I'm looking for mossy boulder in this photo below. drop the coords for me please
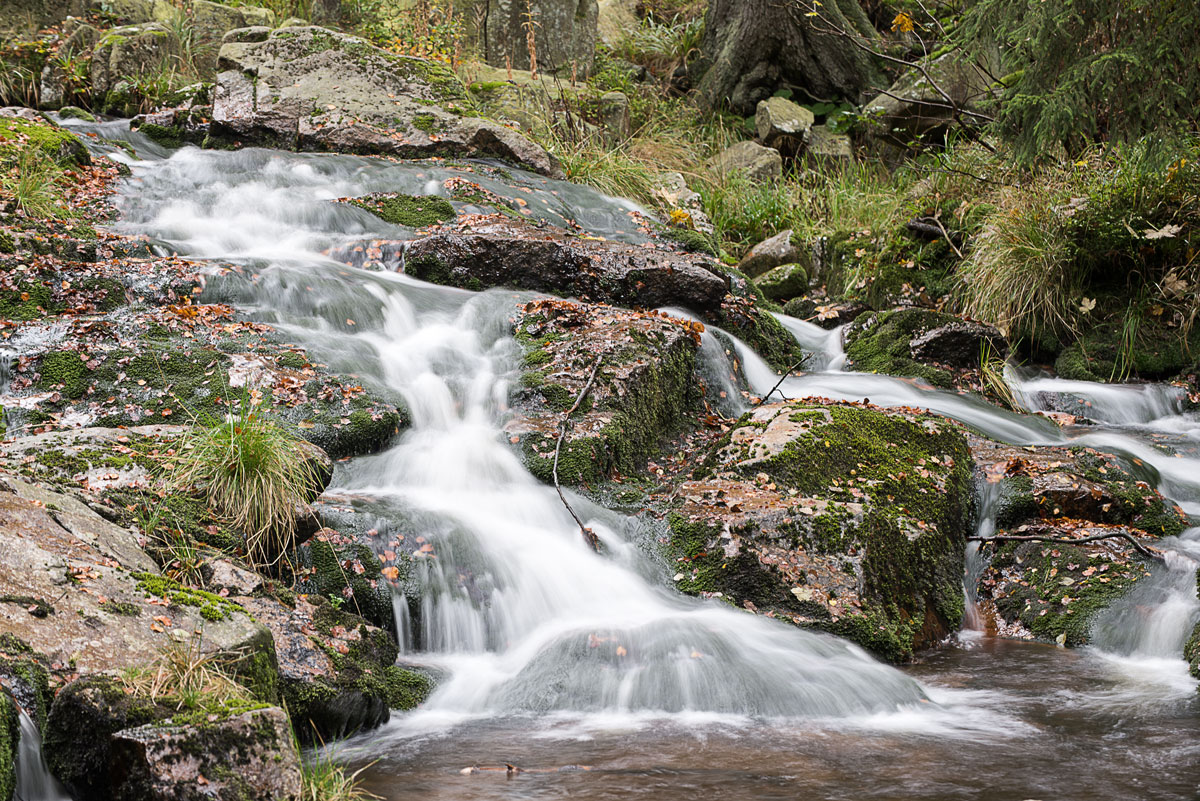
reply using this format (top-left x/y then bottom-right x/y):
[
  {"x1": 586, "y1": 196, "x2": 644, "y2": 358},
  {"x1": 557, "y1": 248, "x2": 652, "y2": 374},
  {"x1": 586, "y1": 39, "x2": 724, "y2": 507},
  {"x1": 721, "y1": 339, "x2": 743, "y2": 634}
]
[
  {"x1": 109, "y1": 705, "x2": 301, "y2": 801},
  {"x1": 0, "y1": 113, "x2": 89, "y2": 166},
  {"x1": 296, "y1": 532, "x2": 393, "y2": 630},
  {"x1": 507, "y1": 300, "x2": 702, "y2": 485},
  {"x1": 1186, "y1": 617, "x2": 1200, "y2": 680},
  {"x1": 824, "y1": 227, "x2": 958, "y2": 310},
  {"x1": 1054, "y1": 319, "x2": 1200, "y2": 382},
  {"x1": 754, "y1": 262, "x2": 809, "y2": 301},
  {"x1": 844, "y1": 308, "x2": 1005, "y2": 387},
  {"x1": 239, "y1": 593, "x2": 430, "y2": 744},
  {"x1": 971, "y1": 437, "x2": 1188, "y2": 646},
  {"x1": 665, "y1": 401, "x2": 974, "y2": 661}
]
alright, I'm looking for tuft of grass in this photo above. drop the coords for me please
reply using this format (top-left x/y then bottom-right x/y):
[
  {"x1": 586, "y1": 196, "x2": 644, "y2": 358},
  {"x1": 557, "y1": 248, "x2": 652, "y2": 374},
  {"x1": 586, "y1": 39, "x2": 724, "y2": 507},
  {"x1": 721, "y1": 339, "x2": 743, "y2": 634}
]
[
  {"x1": 301, "y1": 750, "x2": 380, "y2": 801},
  {"x1": 172, "y1": 394, "x2": 320, "y2": 571},
  {"x1": 120, "y1": 635, "x2": 250, "y2": 711},
  {"x1": 0, "y1": 149, "x2": 70, "y2": 219}
]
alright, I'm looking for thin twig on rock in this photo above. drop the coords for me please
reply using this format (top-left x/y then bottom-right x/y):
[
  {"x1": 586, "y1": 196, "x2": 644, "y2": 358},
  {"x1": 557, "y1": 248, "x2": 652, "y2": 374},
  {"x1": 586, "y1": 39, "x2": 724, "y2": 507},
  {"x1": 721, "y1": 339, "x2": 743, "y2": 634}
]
[
  {"x1": 969, "y1": 532, "x2": 1163, "y2": 562},
  {"x1": 754, "y1": 356, "x2": 808, "y2": 406},
  {"x1": 552, "y1": 353, "x2": 604, "y2": 552}
]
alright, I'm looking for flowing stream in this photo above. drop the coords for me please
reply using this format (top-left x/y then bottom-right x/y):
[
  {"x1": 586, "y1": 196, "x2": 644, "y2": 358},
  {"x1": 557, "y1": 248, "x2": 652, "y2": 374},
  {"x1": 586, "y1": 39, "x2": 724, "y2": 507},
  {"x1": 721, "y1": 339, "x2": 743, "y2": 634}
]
[{"x1": 53, "y1": 123, "x2": 1200, "y2": 799}]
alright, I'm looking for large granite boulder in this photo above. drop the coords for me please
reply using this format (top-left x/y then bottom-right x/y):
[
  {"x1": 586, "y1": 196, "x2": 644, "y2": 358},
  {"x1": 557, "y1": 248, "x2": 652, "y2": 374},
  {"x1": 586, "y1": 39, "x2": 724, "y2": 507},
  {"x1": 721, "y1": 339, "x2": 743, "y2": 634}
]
[
  {"x1": 705, "y1": 140, "x2": 782, "y2": 183},
  {"x1": 333, "y1": 215, "x2": 730, "y2": 313},
  {"x1": 211, "y1": 26, "x2": 558, "y2": 175},
  {"x1": 664, "y1": 401, "x2": 975, "y2": 662},
  {"x1": 755, "y1": 96, "x2": 813, "y2": 154},
  {"x1": 90, "y1": 23, "x2": 181, "y2": 110}
]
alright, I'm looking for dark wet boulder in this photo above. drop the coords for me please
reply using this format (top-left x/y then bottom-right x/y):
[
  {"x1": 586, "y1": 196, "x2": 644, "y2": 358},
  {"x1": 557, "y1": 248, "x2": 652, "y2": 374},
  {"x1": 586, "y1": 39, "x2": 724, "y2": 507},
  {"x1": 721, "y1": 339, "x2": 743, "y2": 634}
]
[
  {"x1": 664, "y1": 401, "x2": 974, "y2": 662},
  {"x1": 782, "y1": 297, "x2": 869, "y2": 329},
  {"x1": 392, "y1": 217, "x2": 729, "y2": 313},
  {"x1": 844, "y1": 308, "x2": 1006, "y2": 387},
  {"x1": 908, "y1": 318, "x2": 1007, "y2": 368},
  {"x1": 239, "y1": 592, "x2": 430, "y2": 744},
  {"x1": 109, "y1": 706, "x2": 301, "y2": 801},
  {"x1": 506, "y1": 299, "x2": 703, "y2": 485},
  {"x1": 211, "y1": 26, "x2": 558, "y2": 175}
]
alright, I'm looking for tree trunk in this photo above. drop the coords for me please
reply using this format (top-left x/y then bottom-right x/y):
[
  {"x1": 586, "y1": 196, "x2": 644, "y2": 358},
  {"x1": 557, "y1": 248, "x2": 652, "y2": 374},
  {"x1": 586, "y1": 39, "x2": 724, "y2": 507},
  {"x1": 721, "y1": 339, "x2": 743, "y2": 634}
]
[{"x1": 695, "y1": 0, "x2": 882, "y2": 114}]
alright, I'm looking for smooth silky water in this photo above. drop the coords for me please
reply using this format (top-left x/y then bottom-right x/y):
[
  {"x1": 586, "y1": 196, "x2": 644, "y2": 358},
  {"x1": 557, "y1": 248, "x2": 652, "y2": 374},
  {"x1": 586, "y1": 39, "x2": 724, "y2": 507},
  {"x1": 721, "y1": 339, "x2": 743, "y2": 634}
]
[{"x1": 64, "y1": 123, "x2": 1200, "y2": 800}]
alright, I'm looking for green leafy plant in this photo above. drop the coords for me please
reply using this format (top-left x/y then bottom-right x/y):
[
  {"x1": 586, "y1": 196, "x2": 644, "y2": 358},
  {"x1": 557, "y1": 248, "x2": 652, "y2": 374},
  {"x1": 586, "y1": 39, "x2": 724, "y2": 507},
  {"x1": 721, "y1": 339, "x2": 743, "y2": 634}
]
[{"x1": 172, "y1": 392, "x2": 321, "y2": 571}]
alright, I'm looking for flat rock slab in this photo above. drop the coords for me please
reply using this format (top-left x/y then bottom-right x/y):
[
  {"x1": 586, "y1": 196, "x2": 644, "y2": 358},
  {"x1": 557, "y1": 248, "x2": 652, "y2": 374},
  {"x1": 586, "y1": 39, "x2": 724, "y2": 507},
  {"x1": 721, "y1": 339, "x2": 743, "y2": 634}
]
[{"x1": 212, "y1": 26, "x2": 558, "y2": 175}]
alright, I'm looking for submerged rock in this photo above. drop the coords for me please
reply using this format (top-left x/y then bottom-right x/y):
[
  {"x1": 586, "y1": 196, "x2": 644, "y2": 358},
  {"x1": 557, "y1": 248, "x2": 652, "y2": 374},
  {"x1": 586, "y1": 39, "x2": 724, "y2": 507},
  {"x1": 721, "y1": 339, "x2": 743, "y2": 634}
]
[
  {"x1": 211, "y1": 26, "x2": 558, "y2": 175},
  {"x1": 664, "y1": 401, "x2": 974, "y2": 662}
]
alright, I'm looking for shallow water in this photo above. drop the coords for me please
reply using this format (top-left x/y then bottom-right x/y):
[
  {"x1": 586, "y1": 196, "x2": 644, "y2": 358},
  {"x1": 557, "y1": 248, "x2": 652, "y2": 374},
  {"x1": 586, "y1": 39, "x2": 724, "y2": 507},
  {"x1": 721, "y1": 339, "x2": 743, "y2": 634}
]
[{"x1": 59, "y1": 124, "x2": 1200, "y2": 800}]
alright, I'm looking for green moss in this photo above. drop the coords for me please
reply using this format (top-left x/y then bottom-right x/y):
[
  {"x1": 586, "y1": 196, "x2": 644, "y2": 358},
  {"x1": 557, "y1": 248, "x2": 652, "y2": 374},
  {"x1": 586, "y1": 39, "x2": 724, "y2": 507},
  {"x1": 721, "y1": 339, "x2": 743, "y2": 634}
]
[
  {"x1": 37, "y1": 351, "x2": 88, "y2": 399},
  {"x1": 56, "y1": 106, "x2": 96, "y2": 122},
  {"x1": 101, "y1": 599, "x2": 141, "y2": 617},
  {"x1": 1185, "y1": 618, "x2": 1200, "y2": 680},
  {"x1": 1074, "y1": 451, "x2": 1187, "y2": 538},
  {"x1": 0, "y1": 281, "x2": 57, "y2": 319},
  {"x1": 825, "y1": 227, "x2": 957, "y2": 309},
  {"x1": 382, "y1": 666, "x2": 431, "y2": 709},
  {"x1": 991, "y1": 540, "x2": 1149, "y2": 645},
  {"x1": 664, "y1": 227, "x2": 720, "y2": 257},
  {"x1": 135, "y1": 121, "x2": 184, "y2": 149},
  {"x1": 1055, "y1": 319, "x2": 1200, "y2": 382},
  {"x1": 844, "y1": 308, "x2": 962, "y2": 387},
  {"x1": 299, "y1": 540, "x2": 392, "y2": 630},
  {"x1": 0, "y1": 116, "x2": 87, "y2": 166},
  {"x1": 277, "y1": 351, "x2": 308, "y2": 369},
  {"x1": 132, "y1": 572, "x2": 247, "y2": 621},
  {"x1": 347, "y1": 193, "x2": 456, "y2": 228},
  {"x1": 0, "y1": 691, "x2": 17, "y2": 801},
  {"x1": 410, "y1": 113, "x2": 443, "y2": 134}
]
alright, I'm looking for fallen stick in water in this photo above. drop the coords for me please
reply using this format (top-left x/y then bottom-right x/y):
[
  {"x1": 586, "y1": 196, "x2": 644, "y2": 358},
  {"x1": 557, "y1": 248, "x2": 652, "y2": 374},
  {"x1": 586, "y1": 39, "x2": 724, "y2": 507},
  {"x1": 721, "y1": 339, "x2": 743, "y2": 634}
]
[
  {"x1": 460, "y1": 764, "x2": 594, "y2": 775},
  {"x1": 552, "y1": 352, "x2": 604, "y2": 552}
]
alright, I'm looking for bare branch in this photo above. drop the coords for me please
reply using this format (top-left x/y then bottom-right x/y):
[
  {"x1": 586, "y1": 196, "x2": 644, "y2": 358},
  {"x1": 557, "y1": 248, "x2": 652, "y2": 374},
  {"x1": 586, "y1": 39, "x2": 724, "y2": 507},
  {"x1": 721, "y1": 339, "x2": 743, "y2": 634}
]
[
  {"x1": 969, "y1": 532, "x2": 1164, "y2": 562},
  {"x1": 552, "y1": 353, "x2": 604, "y2": 552}
]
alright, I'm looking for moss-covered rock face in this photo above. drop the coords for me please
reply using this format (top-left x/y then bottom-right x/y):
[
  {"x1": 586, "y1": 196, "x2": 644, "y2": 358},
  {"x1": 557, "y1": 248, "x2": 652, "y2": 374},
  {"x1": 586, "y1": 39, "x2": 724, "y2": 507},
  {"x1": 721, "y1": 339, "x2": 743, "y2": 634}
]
[
  {"x1": 1186, "y1": 616, "x2": 1200, "y2": 680},
  {"x1": 0, "y1": 690, "x2": 16, "y2": 801},
  {"x1": 665, "y1": 401, "x2": 974, "y2": 662},
  {"x1": 970, "y1": 437, "x2": 1188, "y2": 646},
  {"x1": 296, "y1": 530, "x2": 394, "y2": 631},
  {"x1": 239, "y1": 593, "x2": 430, "y2": 745},
  {"x1": 754, "y1": 262, "x2": 809, "y2": 301},
  {"x1": 341, "y1": 193, "x2": 456, "y2": 228},
  {"x1": 506, "y1": 299, "x2": 703, "y2": 486},
  {"x1": 824, "y1": 226, "x2": 959, "y2": 310},
  {"x1": 843, "y1": 308, "x2": 1007, "y2": 389},
  {"x1": 1054, "y1": 319, "x2": 1200, "y2": 382}
]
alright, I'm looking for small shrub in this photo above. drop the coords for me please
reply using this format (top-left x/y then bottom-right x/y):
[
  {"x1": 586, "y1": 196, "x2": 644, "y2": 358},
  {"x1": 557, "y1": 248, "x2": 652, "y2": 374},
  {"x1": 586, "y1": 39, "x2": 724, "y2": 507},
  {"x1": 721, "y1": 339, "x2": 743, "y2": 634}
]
[{"x1": 0, "y1": 149, "x2": 69, "y2": 219}]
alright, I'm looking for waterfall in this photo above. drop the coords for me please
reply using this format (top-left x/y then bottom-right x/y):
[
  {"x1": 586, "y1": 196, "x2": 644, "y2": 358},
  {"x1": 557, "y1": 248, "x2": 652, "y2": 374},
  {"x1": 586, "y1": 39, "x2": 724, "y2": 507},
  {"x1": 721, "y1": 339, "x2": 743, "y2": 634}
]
[{"x1": 15, "y1": 709, "x2": 71, "y2": 801}]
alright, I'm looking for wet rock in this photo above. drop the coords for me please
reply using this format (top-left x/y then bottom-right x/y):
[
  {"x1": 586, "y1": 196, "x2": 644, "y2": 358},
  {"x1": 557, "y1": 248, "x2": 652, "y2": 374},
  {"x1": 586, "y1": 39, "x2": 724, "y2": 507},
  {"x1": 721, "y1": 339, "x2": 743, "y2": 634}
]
[
  {"x1": 908, "y1": 319, "x2": 1007, "y2": 368},
  {"x1": 1186, "y1": 620, "x2": 1200, "y2": 680},
  {"x1": 295, "y1": 529, "x2": 394, "y2": 631},
  {"x1": 970, "y1": 437, "x2": 1188, "y2": 646},
  {"x1": 705, "y1": 140, "x2": 783, "y2": 183},
  {"x1": 109, "y1": 706, "x2": 301, "y2": 801},
  {"x1": 211, "y1": 26, "x2": 558, "y2": 175},
  {"x1": 507, "y1": 299, "x2": 703, "y2": 485},
  {"x1": 0, "y1": 643, "x2": 53, "y2": 729},
  {"x1": 368, "y1": 216, "x2": 729, "y2": 313},
  {"x1": 844, "y1": 308, "x2": 979, "y2": 388},
  {"x1": 239, "y1": 593, "x2": 429, "y2": 744},
  {"x1": 664, "y1": 401, "x2": 974, "y2": 661},
  {"x1": 753, "y1": 262, "x2": 808, "y2": 301},
  {"x1": 737, "y1": 229, "x2": 802, "y2": 278},
  {"x1": 755, "y1": 96, "x2": 813, "y2": 154}
]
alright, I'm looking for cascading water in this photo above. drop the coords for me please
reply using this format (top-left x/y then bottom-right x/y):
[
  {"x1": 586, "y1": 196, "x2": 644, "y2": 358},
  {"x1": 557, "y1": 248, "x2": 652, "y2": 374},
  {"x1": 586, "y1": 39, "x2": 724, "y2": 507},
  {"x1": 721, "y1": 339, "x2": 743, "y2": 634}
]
[
  {"x1": 63, "y1": 123, "x2": 1200, "y2": 799},
  {"x1": 15, "y1": 709, "x2": 71, "y2": 801}
]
